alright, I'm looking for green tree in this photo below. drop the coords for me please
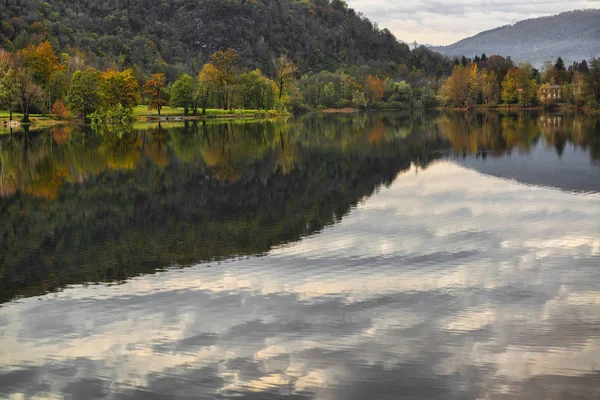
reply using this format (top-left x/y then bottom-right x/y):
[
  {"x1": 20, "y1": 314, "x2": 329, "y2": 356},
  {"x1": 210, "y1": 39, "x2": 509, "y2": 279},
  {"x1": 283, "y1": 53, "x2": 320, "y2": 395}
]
[
  {"x1": 520, "y1": 79, "x2": 539, "y2": 106},
  {"x1": 583, "y1": 58, "x2": 600, "y2": 105},
  {"x1": 67, "y1": 68, "x2": 103, "y2": 118},
  {"x1": 15, "y1": 66, "x2": 43, "y2": 122},
  {"x1": 0, "y1": 60, "x2": 19, "y2": 121},
  {"x1": 418, "y1": 87, "x2": 437, "y2": 109},
  {"x1": 237, "y1": 70, "x2": 276, "y2": 110},
  {"x1": 170, "y1": 74, "x2": 196, "y2": 115}
]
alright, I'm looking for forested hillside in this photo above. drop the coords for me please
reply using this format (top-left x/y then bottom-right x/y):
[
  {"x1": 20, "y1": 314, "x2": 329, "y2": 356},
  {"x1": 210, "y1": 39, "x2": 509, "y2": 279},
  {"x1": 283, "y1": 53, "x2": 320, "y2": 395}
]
[
  {"x1": 432, "y1": 10, "x2": 600, "y2": 66},
  {"x1": 0, "y1": 0, "x2": 449, "y2": 80}
]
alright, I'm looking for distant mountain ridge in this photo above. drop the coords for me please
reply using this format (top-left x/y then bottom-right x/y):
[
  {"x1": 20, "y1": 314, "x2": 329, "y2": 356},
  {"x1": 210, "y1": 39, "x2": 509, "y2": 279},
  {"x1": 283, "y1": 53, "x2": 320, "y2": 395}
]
[{"x1": 432, "y1": 9, "x2": 600, "y2": 66}]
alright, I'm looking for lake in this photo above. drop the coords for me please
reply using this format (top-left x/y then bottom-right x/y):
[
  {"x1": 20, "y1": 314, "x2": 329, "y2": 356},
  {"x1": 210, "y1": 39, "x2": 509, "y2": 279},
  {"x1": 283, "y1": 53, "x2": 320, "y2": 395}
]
[{"x1": 1, "y1": 111, "x2": 599, "y2": 399}]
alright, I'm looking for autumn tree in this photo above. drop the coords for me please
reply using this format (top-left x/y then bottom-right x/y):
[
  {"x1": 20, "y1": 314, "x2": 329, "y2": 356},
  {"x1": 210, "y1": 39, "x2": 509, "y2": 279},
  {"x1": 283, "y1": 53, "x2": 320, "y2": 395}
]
[
  {"x1": 197, "y1": 63, "x2": 218, "y2": 115},
  {"x1": 467, "y1": 63, "x2": 480, "y2": 105},
  {"x1": 364, "y1": 75, "x2": 384, "y2": 108},
  {"x1": 67, "y1": 68, "x2": 102, "y2": 118},
  {"x1": 18, "y1": 41, "x2": 63, "y2": 86},
  {"x1": 100, "y1": 69, "x2": 139, "y2": 111},
  {"x1": 480, "y1": 69, "x2": 499, "y2": 106},
  {"x1": 170, "y1": 74, "x2": 196, "y2": 115},
  {"x1": 501, "y1": 67, "x2": 521, "y2": 104},
  {"x1": 208, "y1": 49, "x2": 239, "y2": 110},
  {"x1": 437, "y1": 65, "x2": 470, "y2": 108},
  {"x1": 273, "y1": 54, "x2": 297, "y2": 100},
  {"x1": 51, "y1": 99, "x2": 69, "y2": 119},
  {"x1": 143, "y1": 73, "x2": 167, "y2": 115}
]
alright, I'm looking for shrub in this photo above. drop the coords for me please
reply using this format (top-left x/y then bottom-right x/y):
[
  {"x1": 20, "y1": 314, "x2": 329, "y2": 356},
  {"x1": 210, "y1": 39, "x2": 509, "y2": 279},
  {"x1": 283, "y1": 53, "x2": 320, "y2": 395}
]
[{"x1": 51, "y1": 99, "x2": 69, "y2": 119}]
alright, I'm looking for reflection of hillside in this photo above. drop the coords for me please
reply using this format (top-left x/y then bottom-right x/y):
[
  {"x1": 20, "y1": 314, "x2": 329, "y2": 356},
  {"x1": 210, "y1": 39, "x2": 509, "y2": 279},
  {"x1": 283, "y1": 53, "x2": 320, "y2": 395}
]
[
  {"x1": 0, "y1": 116, "x2": 444, "y2": 302},
  {"x1": 1, "y1": 112, "x2": 597, "y2": 301}
]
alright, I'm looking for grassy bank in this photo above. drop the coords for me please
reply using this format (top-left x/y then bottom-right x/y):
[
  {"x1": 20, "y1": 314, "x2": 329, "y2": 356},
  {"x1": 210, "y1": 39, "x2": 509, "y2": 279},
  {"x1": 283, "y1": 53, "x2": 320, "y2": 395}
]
[
  {"x1": 0, "y1": 112, "x2": 67, "y2": 134},
  {"x1": 133, "y1": 105, "x2": 290, "y2": 121}
]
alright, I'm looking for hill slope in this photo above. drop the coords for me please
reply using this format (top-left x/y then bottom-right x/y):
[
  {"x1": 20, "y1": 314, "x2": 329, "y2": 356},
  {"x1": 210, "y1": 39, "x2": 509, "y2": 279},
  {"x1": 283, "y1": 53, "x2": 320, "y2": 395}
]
[
  {"x1": 0, "y1": 0, "x2": 448, "y2": 79},
  {"x1": 432, "y1": 10, "x2": 600, "y2": 66}
]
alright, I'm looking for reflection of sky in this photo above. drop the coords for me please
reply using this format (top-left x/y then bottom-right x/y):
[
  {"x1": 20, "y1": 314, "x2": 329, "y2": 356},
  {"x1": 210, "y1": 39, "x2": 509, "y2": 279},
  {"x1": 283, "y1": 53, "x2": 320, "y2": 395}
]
[
  {"x1": 456, "y1": 141, "x2": 600, "y2": 194},
  {"x1": 1, "y1": 162, "x2": 599, "y2": 399}
]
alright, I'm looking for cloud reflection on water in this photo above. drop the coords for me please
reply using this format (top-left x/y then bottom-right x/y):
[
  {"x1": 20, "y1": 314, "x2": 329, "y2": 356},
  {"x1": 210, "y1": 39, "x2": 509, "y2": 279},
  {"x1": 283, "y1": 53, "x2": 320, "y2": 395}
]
[{"x1": 1, "y1": 162, "x2": 599, "y2": 399}]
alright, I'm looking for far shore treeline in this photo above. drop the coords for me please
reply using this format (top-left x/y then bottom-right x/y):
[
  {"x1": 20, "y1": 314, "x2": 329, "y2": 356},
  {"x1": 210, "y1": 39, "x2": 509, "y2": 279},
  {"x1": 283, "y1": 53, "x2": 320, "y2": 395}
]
[
  {"x1": 0, "y1": 47, "x2": 600, "y2": 123},
  {"x1": 2, "y1": 41, "x2": 600, "y2": 127},
  {"x1": 0, "y1": 41, "x2": 454, "y2": 124}
]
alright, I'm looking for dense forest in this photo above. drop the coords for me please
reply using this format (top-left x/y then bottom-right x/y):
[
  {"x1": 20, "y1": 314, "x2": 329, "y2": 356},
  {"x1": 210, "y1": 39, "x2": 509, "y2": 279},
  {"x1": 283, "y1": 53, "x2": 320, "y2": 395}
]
[
  {"x1": 0, "y1": 0, "x2": 450, "y2": 79},
  {"x1": 0, "y1": 0, "x2": 458, "y2": 121}
]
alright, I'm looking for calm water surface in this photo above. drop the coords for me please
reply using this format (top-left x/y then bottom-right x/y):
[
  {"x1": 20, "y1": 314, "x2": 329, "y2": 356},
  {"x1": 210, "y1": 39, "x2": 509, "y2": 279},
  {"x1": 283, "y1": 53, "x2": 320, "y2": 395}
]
[{"x1": 1, "y1": 112, "x2": 599, "y2": 399}]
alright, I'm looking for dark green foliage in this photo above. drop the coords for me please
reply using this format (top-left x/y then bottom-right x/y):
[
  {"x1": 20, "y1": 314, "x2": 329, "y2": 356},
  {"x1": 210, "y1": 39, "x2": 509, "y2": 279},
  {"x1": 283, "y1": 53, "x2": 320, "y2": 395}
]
[
  {"x1": 583, "y1": 58, "x2": 600, "y2": 105},
  {"x1": 0, "y1": 0, "x2": 450, "y2": 80}
]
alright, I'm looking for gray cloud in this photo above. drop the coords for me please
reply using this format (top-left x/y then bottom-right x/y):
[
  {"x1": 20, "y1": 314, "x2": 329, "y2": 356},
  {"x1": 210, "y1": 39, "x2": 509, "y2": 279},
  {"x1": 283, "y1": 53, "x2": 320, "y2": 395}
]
[{"x1": 345, "y1": 0, "x2": 600, "y2": 45}]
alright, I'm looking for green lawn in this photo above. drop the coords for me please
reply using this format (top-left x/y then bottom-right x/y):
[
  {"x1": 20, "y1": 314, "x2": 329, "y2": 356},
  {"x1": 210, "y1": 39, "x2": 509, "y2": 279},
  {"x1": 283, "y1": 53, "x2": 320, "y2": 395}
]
[
  {"x1": 0, "y1": 111, "x2": 67, "y2": 134},
  {"x1": 133, "y1": 105, "x2": 276, "y2": 118}
]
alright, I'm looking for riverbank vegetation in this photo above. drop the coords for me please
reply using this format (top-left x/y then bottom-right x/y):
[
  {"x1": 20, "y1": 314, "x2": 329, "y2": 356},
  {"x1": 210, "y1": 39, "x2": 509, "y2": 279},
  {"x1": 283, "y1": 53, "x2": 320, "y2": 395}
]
[
  {"x1": 437, "y1": 55, "x2": 600, "y2": 110},
  {"x1": 0, "y1": 40, "x2": 452, "y2": 127}
]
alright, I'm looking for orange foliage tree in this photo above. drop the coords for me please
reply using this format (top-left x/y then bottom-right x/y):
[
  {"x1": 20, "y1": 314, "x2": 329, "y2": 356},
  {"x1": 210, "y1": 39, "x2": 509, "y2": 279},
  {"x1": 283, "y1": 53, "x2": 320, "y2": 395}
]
[
  {"x1": 143, "y1": 73, "x2": 167, "y2": 115},
  {"x1": 18, "y1": 41, "x2": 63, "y2": 86},
  {"x1": 364, "y1": 75, "x2": 384, "y2": 108},
  {"x1": 51, "y1": 99, "x2": 69, "y2": 119}
]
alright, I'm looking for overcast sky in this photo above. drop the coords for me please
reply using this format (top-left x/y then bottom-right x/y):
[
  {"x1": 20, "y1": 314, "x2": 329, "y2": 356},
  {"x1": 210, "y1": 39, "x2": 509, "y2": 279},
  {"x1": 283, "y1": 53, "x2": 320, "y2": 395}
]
[{"x1": 345, "y1": 1, "x2": 600, "y2": 46}]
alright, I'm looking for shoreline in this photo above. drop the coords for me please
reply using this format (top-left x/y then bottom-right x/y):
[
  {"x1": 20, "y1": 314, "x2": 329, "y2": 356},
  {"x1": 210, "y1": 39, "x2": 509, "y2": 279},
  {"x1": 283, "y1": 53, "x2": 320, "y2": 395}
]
[
  {"x1": 143, "y1": 112, "x2": 291, "y2": 122},
  {"x1": 448, "y1": 104, "x2": 585, "y2": 112}
]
